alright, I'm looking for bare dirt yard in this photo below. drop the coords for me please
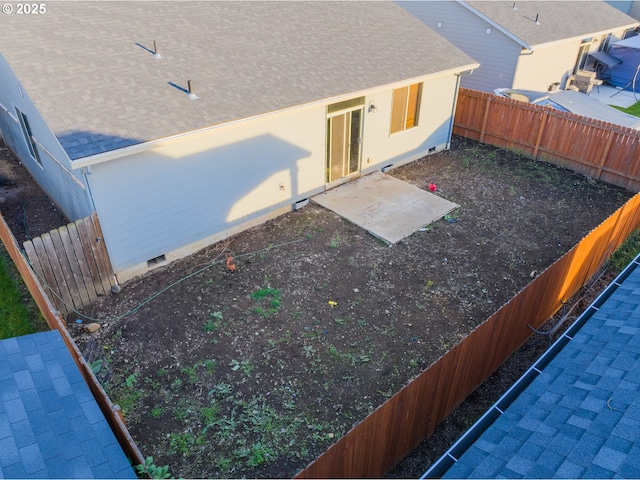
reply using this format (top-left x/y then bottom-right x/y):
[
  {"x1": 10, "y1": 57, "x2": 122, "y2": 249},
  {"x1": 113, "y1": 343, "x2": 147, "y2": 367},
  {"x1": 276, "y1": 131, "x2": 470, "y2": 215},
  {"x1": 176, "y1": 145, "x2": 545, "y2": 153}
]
[{"x1": 0, "y1": 136, "x2": 632, "y2": 478}]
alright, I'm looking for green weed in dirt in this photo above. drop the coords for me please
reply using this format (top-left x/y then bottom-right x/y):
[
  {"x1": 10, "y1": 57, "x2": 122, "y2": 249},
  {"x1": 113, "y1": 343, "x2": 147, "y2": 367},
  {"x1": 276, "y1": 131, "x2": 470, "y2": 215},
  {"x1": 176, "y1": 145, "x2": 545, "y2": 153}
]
[
  {"x1": 135, "y1": 456, "x2": 173, "y2": 479},
  {"x1": 108, "y1": 372, "x2": 145, "y2": 416},
  {"x1": 328, "y1": 232, "x2": 342, "y2": 248},
  {"x1": 250, "y1": 288, "x2": 282, "y2": 318},
  {"x1": 229, "y1": 359, "x2": 254, "y2": 375}
]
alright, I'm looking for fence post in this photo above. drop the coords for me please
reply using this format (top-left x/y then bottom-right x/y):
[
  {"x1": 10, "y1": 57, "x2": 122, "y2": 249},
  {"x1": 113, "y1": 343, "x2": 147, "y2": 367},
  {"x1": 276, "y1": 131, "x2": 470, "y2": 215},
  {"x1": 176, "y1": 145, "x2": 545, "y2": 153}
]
[
  {"x1": 479, "y1": 96, "x2": 491, "y2": 143},
  {"x1": 594, "y1": 130, "x2": 615, "y2": 181},
  {"x1": 533, "y1": 110, "x2": 549, "y2": 159}
]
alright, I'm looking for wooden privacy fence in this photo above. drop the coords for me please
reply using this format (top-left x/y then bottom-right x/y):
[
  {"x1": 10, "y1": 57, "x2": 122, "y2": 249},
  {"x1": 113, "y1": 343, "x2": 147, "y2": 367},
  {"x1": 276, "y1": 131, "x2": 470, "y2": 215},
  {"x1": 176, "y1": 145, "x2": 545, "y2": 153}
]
[
  {"x1": 0, "y1": 210, "x2": 145, "y2": 467},
  {"x1": 296, "y1": 192, "x2": 640, "y2": 478},
  {"x1": 22, "y1": 212, "x2": 115, "y2": 315},
  {"x1": 453, "y1": 88, "x2": 640, "y2": 192}
]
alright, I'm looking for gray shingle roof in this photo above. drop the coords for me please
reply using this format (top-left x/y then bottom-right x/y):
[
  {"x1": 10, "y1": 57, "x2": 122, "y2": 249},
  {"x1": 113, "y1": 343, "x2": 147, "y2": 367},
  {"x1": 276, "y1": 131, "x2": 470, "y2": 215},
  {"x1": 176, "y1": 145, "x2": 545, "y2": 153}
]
[
  {"x1": 425, "y1": 254, "x2": 640, "y2": 478},
  {"x1": 1, "y1": 1, "x2": 477, "y2": 160},
  {"x1": 0, "y1": 330, "x2": 136, "y2": 479},
  {"x1": 465, "y1": 1, "x2": 638, "y2": 48}
]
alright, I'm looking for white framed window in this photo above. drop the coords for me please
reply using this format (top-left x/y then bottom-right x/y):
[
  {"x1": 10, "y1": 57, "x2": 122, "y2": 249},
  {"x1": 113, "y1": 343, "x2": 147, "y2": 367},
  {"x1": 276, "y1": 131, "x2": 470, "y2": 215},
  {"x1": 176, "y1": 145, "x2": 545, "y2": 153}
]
[
  {"x1": 15, "y1": 107, "x2": 42, "y2": 166},
  {"x1": 390, "y1": 83, "x2": 422, "y2": 134},
  {"x1": 574, "y1": 41, "x2": 591, "y2": 74}
]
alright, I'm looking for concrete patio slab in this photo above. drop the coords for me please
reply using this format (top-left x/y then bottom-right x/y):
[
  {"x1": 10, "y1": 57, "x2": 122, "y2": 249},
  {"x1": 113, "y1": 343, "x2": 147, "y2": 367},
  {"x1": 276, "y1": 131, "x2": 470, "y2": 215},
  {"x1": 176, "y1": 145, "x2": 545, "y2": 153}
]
[
  {"x1": 312, "y1": 171, "x2": 459, "y2": 244},
  {"x1": 589, "y1": 84, "x2": 639, "y2": 108}
]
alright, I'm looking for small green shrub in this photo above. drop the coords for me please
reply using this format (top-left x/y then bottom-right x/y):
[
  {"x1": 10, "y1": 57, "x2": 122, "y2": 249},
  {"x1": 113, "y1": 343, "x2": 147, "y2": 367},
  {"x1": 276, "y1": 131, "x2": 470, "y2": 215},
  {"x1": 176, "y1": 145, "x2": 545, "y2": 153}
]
[{"x1": 135, "y1": 456, "x2": 172, "y2": 479}]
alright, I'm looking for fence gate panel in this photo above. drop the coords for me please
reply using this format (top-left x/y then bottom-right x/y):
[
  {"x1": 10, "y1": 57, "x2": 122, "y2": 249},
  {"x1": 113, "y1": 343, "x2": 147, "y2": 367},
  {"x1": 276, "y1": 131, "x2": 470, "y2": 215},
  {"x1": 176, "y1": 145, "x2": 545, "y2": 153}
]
[{"x1": 23, "y1": 213, "x2": 115, "y2": 315}]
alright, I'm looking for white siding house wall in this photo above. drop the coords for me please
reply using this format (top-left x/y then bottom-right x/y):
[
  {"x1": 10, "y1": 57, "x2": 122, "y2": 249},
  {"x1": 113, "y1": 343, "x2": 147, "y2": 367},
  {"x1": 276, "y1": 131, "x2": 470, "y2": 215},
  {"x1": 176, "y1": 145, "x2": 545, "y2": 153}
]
[
  {"x1": 86, "y1": 73, "x2": 462, "y2": 282},
  {"x1": 361, "y1": 74, "x2": 458, "y2": 172},
  {"x1": 87, "y1": 104, "x2": 325, "y2": 280},
  {"x1": 514, "y1": 26, "x2": 633, "y2": 92},
  {"x1": 513, "y1": 40, "x2": 583, "y2": 91},
  {"x1": 0, "y1": 54, "x2": 93, "y2": 221},
  {"x1": 399, "y1": 1, "x2": 521, "y2": 92}
]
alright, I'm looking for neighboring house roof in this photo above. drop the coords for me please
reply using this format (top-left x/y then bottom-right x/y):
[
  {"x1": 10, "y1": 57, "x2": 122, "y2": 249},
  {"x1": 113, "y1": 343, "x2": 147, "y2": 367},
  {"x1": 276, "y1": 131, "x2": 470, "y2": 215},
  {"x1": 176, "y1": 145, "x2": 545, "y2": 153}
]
[
  {"x1": 0, "y1": 1, "x2": 477, "y2": 160},
  {"x1": 0, "y1": 330, "x2": 136, "y2": 479},
  {"x1": 424, "y1": 255, "x2": 640, "y2": 478},
  {"x1": 461, "y1": 1, "x2": 638, "y2": 49}
]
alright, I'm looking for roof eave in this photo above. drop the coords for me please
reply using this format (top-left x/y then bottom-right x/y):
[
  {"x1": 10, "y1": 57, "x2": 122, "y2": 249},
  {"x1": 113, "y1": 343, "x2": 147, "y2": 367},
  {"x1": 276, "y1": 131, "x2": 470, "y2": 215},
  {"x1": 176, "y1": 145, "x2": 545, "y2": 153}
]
[
  {"x1": 529, "y1": 22, "x2": 640, "y2": 49},
  {"x1": 71, "y1": 62, "x2": 480, "y2": 169},
  {"x1": 456, "y1": 0, "x2": 532, "y2": 50}
]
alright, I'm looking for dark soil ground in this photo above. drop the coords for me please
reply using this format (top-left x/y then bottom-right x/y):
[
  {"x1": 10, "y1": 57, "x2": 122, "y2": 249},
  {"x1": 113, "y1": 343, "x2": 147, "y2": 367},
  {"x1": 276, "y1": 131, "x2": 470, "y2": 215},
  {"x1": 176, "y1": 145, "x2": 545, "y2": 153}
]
[
  {"x1": 0, "y1": 136, "x2": 632, "y2": 478},
  {"x1": 0, "y1": 142, "x2": 68, "y2": 243}
]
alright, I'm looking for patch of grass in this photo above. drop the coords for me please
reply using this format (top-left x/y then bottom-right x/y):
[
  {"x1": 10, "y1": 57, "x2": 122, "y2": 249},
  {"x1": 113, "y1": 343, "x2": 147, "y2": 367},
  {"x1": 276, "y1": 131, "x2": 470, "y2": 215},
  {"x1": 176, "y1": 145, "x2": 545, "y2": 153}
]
[
  {"x1": 609, "y1": 229, "x2": 640, "y2": 271},
  {"x1": 229, "y1": 359, "x2": 254, "y2": 375},
  {"x1": 250, "y1": 287, "x2": 281, "y2": 301},
  {"x1": 181, "y1": 365, "x2": 199, "y2": 385},
  {"x1": 203, "y1": 311, "x2": 223, "y2": 332},
  {"x1": 328, "y1": 232, "x2": 342, "y2": 248},
  {"x1": 250, "y1": 287, "x2": 282, "y2": 318},
  {"x1": 203, "y1": 359, "x2": 217, "y2": 374},
  {"x1": 200, "y1": 403, "x2": 219, "y2": 425},
  {"x1": 168, "y1": 431, "x2": 205, "y2": 456},
  {"x1": 0, "y1": 245, "x2": 46, "y2": 339},
  {"x1": 423, "y1": 280, "x2": 434, "y2": 291},
  {"x1": 150, "y1": 407, "x2": 164, "y2": 419},
  {"x1": 205, "y1": 391, "x2": 309, "y2": 469},
  {"x1": 109, "y1": 372, "x2": 145, "y2": 417},
  {"x1": 611, "y1": 101, "x2": 640, "y2": 118},
  {"x1": 173, "y1": 397, "x2": 196, "y2": 422},
  {"x1": 208, "y1": 382, "x2": 233, "y2": 398}
]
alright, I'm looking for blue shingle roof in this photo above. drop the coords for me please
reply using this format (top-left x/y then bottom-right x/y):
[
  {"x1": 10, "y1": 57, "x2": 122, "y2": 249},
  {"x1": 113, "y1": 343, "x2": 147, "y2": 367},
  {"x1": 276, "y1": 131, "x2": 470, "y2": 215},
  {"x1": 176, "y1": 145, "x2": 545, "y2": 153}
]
[
  {"x1": 0, "y1": 330, "x2": 136, "y2": 479},
  {"x1": 425, "y1": 254, "x2": 640, "y2": 479}
]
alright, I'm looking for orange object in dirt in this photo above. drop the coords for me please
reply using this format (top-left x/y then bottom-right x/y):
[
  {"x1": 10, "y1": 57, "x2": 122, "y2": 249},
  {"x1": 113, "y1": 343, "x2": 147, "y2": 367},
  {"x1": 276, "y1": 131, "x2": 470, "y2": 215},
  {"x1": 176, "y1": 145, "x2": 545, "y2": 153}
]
[{"x1": 226, "y1": 254, "x2": 237, "y2": 272}]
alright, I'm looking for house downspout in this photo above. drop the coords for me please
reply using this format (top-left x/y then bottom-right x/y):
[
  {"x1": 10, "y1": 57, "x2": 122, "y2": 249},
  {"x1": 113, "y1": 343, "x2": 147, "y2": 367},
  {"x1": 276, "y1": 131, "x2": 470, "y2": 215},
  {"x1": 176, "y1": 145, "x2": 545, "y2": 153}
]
[
  {"x1": 447, "y1": 70, "x2": 474, "y2": 149},
  {"x1": 82, "y1": 166, "x2": 98, "y2": 212}
]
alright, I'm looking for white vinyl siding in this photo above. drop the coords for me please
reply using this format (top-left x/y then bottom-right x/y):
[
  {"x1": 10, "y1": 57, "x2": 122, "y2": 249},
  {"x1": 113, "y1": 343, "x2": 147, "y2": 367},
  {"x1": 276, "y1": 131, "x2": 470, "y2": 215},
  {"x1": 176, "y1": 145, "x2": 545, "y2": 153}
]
[
  {"x1": 87, "y1": 72, "x2": 462, "y2": 279},
  {"x1": 513, "y1": 41, "x2": 586, "y2": 91},
  {"x1": 87, "y1": 105, "x2": 325, "y2": 274},
  {"x1": 0, "y1": 53, "x2": 93, "y2": 221}
]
